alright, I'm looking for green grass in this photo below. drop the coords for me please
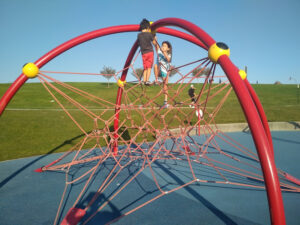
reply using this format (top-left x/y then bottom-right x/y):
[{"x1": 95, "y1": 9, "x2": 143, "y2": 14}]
[{"x1": 0, "y1": 82, "x2": 299, "y2": 161}]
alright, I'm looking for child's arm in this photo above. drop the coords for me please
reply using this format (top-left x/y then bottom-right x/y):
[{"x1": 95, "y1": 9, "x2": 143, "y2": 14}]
[
  {"x1": 162, "y1": 51, "x2": 171, "y2": 63},
  {"x1": 153, "y1": 36, "x2": 159, "y2": 51}
]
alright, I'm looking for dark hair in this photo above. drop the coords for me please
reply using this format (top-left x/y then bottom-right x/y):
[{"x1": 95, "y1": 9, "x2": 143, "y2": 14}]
[
  {"x1": 139, "y1": 18, "x2": 150, "y2": 31},
  {"x1": 162, "y1": 41, "x2": 172, "y2": 61}
]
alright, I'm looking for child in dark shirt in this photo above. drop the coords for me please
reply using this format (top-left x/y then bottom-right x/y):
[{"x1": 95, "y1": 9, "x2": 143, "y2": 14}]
[
  {"x1": 137, "y1": 19, "x2": 156, "y2": 85},
  {"x1": 188, "y1": 84, "x2": 196, "y2": 107}
]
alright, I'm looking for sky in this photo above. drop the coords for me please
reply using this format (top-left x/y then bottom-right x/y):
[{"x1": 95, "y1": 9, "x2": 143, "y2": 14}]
[{"x1": 0, "y1": 0, "x2": 300, "y2": 84}]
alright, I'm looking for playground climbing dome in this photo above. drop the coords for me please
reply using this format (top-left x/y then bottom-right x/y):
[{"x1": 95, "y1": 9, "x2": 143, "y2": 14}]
[{"x1": 1, "y1": 18, "x2": 300, "y2": 225}]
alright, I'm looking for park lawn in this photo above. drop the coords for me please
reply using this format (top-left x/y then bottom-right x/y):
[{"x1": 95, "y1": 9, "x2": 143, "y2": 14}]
[
  {"x1": 253, "y1": 84, "x2": 300, "y2": 121},
  {"x1": 0, "y1": 82, "x2": 299, "y2": 161}
]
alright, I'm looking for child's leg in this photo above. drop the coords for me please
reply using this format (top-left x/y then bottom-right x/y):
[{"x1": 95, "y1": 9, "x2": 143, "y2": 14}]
[
  {"x1": 163, "y1": 76, "x2": 168, "y2": 102},
  {"x1": 143, "y1": 69, "x2": 147, "y2": 82},
  {"x1": 154, "y1": 64, "x2": 159, "y2": 82},
  {"x1": 146, "y1": 68, "x2": 151, "y2": 82}
]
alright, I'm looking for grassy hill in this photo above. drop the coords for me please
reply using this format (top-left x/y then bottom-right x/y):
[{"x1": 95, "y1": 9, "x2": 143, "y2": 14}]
[{"x1": 0, "y1": 82, "x2": 299, "y2": 161}]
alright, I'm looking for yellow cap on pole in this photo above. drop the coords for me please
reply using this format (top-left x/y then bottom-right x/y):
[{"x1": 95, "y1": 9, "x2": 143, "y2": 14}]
[
  {"x1": 22, "y1": 63, "x2": 39, "y2": 78},
  {"x1": 208, "y1": 42, "x2": 230, "y2": 63}
]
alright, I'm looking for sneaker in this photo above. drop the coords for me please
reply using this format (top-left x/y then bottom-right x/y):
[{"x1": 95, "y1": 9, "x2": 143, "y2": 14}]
[
  {"x1": 160, "y1": 103, "x2": 168, "y2": 109},
  {"x1": 145, "y1": 81, "x2": 150, "y2": 86}
]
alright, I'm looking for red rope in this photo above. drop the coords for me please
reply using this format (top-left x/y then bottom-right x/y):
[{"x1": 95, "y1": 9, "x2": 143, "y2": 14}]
[{"x1": 36, "y1": 56, "x2": 300, "y2": 225}]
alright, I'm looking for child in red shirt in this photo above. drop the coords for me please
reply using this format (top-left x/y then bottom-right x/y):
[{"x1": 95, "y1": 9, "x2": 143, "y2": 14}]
[{"x1": 137, "y1": 19, "x2": 156, "y2": 85}]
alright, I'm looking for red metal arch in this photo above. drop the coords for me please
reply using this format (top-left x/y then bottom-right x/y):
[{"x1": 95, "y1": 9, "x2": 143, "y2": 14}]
[
  {"x1": 0, "y1": 25, "x2": 206, "y2": 116},
  {"x1": 0, "y1": 17, "x2": 285, "y2": 225},
  {"x1": 156, "y1": 18, "x2": 286, "y2": 225},
  {"x1": 112, "y1": 18, "x2": 285, "y2": 225}
]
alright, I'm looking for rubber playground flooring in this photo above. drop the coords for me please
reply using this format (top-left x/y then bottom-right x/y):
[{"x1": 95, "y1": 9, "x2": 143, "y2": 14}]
[{"x1": 0, "y1": 131, "x2": 300, "y2": 225}]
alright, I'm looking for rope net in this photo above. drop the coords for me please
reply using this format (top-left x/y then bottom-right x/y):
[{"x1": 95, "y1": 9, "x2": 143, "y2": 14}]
[{"x1": 36, "y1": 49, "x2": 300, "y2": 225}]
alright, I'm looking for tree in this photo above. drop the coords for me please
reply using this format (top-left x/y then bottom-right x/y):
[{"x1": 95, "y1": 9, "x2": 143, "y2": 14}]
[
  {"x1": 192, "y1": 67, "x2": 211, "y2": 77},
  {"x1": 156, "y1": 65, "x2": 179, "y2": 81},
  {"x1": 169, "y1": 65, "x2": 178, "y2": 77},
  {"x1": 274, "y1": 81, "x2": 282, "y2": 85},
  {"x1": 100, "y1": 66, "x2": 116, "y2": 88},
  {"x1": 131, "y1": 66, "x2": 179, "y2": 82},
  {"x1": 131, "y1": 67, "x2": 143, "y2": 80}
]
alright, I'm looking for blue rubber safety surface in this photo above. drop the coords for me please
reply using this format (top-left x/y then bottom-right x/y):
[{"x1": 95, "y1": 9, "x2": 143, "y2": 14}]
[{"x1": 0, "y1": 131, "x2": 300, "y2": 225}]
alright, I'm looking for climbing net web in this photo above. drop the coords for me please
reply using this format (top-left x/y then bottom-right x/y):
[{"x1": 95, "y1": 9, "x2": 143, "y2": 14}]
[{"x1": 36, "y1": 46, "x2": 300, "y2": 225}]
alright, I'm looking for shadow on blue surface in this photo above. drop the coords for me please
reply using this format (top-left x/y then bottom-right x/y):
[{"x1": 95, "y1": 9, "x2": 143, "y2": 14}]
[
  {"x1": 0, "y1": 132, "x2": 87, "y2": 189},
  {"x1": 77, "y1": 192, "x2": 122, "y2": 225},
  {"x1": 0, "y1": 131, "x2": 299, "y2": 225},
  {"x1": 154, "y1": 161, "x2": 239, "y2": 225}
]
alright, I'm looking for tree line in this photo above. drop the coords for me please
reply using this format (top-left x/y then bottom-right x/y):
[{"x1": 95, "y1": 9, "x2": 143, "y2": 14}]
[{"x1": 100, "y1": 65, "x2": 211, "y2": 87}]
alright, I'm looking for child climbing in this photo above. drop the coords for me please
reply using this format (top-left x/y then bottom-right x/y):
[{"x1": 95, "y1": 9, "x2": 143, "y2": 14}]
[
  {"x1": 154, "y1": 41, "x2": 172, "y2": 108},
  {"x1": 137, "y1": 19, "x2": 156, "y2": 85},
  {"x1": 188, "y1": 84, "x2": 196, "y2": 107}
]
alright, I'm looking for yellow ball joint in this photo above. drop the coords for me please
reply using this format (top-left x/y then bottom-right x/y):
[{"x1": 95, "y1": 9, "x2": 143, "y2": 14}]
[
  {"x1": 208, "y1": 42, "x2": 230, "y2": 63},
  {"x1": 239, "y1": 69, "x2": 247, "y2": 80},
  {"x1": 117, "y1": 79, "x2": 126, "y2": 88},
  {"x1": 149, "y1": 21, "x2": 157, "y2": 35},
  {"x1": 22, "y1": 62, "x2": 39, "y2": 78}
]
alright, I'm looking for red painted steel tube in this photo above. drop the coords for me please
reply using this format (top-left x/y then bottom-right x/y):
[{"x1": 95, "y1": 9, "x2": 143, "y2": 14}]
[
  {"x1": 111, "y1": 18, "x2": 286, "y2": 224},
  {"x1": 0, "y1": 25, "x2": 140, "y2": 116},
  {"x1": 0, "y1": 17, "x2": 286, "y2": 224},
  {"x1": 158, "y1": 27, "x2": 208, "y2": 50},
  {"x1": 113, "y1": 41, "x2": 139, "y2": 154},
  {"x1": 245, "y1": 79, "x2": 274, "y2": 156},
  {"x1": 33, "y1": 25, "x2": 140, "y2": 68},
  {"x1": 0, "y1": 24, "x2": 207, "y2": 116},
  {"x1": 0, "y1": 74, "x2": 28, "y2": 115},
  {"x1": 112, "y1": 19, "x2": 211, "y2": 151},
  {"x1": 219, "y1": 55, "x2": 285, "y2": 225},
  {"x1": 112, "y1": 26, "x2": 209, "y2": 154},
  {"x1": 151, "y1": 18, "x2": 215, "y2": 48},
  {"x1": 154, "y1": 18, "x2": 285, "y2": 225}
]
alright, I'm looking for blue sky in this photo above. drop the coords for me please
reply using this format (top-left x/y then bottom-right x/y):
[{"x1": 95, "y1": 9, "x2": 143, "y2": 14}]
[{"x1": 0, "y1": 0, "x2": 300, "y2": 84}]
